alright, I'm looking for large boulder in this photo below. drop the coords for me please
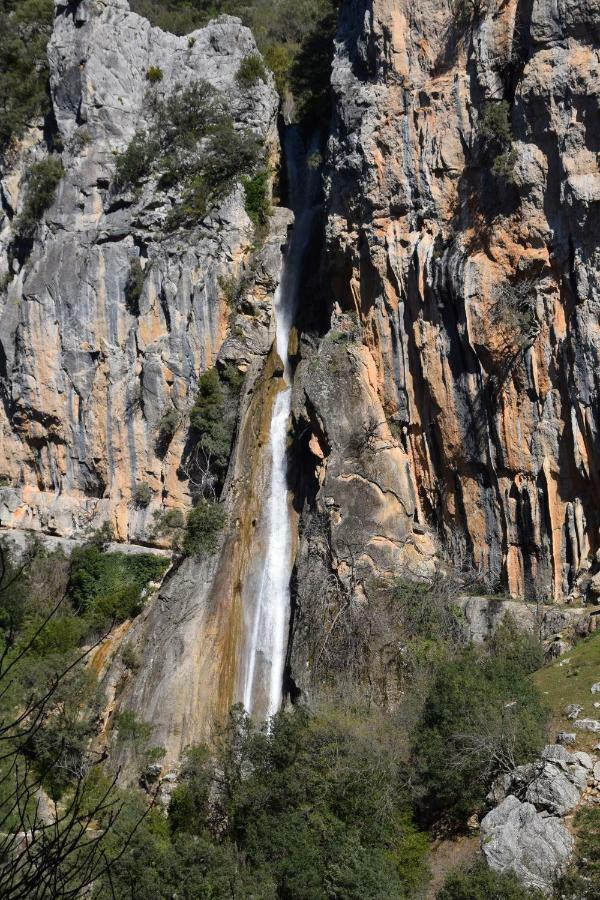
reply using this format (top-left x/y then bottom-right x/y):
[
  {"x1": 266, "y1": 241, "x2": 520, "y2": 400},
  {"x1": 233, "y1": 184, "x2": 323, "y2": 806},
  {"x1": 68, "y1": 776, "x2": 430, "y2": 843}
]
[{"x1": 480, "y1": 795, "x2": 573, "y2": 894}]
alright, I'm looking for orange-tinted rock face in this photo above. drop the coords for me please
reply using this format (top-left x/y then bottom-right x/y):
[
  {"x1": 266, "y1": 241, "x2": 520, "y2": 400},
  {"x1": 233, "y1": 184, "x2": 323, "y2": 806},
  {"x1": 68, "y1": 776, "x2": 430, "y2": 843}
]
[{"x1": 319, "y1": 0, "x2": 600, "y2": 603}]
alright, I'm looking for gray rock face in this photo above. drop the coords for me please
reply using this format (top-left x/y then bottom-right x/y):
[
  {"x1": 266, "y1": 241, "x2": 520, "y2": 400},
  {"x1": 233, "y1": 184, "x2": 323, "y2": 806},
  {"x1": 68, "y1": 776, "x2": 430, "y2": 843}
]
[
  {"x1": 480, "y1": 795, "x2": 573, "y2": 893},
  {"x1": 0, "y1": 0, "x2": 279, "y2": 544},
  {"x1": 482, "y1": 744, "x2": 597, "y2": 890}
]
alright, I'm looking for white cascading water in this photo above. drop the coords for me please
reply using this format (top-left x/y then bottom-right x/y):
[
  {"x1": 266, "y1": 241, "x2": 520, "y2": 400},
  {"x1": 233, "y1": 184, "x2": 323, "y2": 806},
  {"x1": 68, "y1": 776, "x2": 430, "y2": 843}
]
[{"x1": 241, "y1": 129, "x2": 320, "y2": 719}]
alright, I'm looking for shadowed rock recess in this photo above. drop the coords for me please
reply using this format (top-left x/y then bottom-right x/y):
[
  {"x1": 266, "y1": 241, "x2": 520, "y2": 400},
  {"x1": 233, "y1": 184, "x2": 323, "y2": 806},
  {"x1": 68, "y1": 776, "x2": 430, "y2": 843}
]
[{"x1": 1, "y1": 0, "x2": 600, "y2": 893}]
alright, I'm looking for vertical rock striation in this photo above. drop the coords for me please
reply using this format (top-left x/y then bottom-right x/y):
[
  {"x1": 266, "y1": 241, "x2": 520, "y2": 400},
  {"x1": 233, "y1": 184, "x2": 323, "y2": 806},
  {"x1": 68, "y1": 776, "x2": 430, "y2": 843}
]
[{"x1": 305, "y1": 0, "x2": 600, "y2": 607}]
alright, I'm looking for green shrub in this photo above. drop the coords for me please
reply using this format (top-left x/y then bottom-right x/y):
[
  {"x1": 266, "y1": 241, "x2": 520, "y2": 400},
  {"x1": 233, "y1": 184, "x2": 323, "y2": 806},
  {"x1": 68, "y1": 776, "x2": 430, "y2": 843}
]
[
  {"x1": 217, "y1": 274, "x2": 239, "y2": 307},
  {"x1": 15, "y1": 157, "x2": 64, "y2": 238},
  {"x1": 157, "y1": 406, "x2": 180, "y2": 447},
  {"x1": 72, "y1": 128, "x2": 91, "y2": 150},
  {"x1": 479, "y1": 101, "x2": 512, "y2": 147},
  {"x1": 124, "y1": 257, "x2": 145, "y2": 316},
  {"x1": 152, "y1": 507, "x2": 186, "y2": 549},
  {"x1": 478, "y1": 100, "x2": 517, "y2": 183},
  {"x1": 236, "y1": 53, "x2": 267, "y2": 87},
  {"x1": 557, "y1": 806, "x2": 600, "y2": 899},
  {"x1": 67, "y1": 545, "x2": 169, "y2": 629},
  {"x1": 437, "y1": 860, "x2": 543, "y2": 899},
  {"x1": 0, "y1": 0, "x2": 54, "y2": 152},
  {"x1": 189, "y1": 366, "x2": 242, "y2": 489},
  {"x1": 114, "y1": 82, "x2": 262, "y2": 229},
  {"x1": 411, "y1": 645, "x2": 548, "y2": 824},
  {"x1": 129, "y1": 0, "x2": 213, "y2": 35},
  {"x1": 182, "y1": 499, "x2": 225, "y2": 557},
  {"x1": 121, "y1": 642, "x2": 141, "y2": 672},
  {"x1": 114, "y1": 710, "x2": 153, "y2": 745},
  {"x1": 145, "y1": 65, "x2": 163, "y2": 83},
  {"x1": 114, "y1": 132, "x2": 156, "y2": 191},
  {"x1": 133, "y1": 482, "x2": 153, "y2": 507},
  {"x1": 243, "y1": 169, "x2": 270, "y2": 228}
]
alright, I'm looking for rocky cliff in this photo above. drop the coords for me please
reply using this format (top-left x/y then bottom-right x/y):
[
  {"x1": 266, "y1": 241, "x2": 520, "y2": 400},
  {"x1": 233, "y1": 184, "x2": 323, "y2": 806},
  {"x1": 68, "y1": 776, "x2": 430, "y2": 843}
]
[
  {"x1": 295, "y1": 0, "x2": 600, "y2": 614},
  {"x1": 1, "y1": 0, "x2": 600, "y2": 790},
  {"x1": 0, "y1": 0, "x2": 279, "y2": 544}
]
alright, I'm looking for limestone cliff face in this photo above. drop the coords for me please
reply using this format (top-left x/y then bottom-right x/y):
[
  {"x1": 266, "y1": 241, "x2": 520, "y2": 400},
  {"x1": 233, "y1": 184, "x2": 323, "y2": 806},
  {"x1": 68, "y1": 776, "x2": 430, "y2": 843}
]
[
  {"x1": 0, "y1": 0, "x2": 278, "y2": 543},
  {"x1": 298, "y1": 0, "x2": 600, "y2": 612},
  {"x1": 2, "y1": 0, "x2": 600, "y2": 757}
]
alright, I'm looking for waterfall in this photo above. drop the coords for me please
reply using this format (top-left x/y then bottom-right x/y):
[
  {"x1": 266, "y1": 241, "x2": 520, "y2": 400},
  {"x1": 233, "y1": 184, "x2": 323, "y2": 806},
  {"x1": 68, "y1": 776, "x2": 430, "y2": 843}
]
[{"x1": 241, "y1": 129, "x2": 320, "y2": 719}]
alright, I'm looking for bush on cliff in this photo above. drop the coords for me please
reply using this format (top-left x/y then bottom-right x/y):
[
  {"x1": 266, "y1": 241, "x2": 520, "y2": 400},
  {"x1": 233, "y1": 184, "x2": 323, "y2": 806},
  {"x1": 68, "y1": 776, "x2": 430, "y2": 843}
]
[
  {"x1": 236, "y1": 52, "x2": 267, "y2": 87},
  {"x1": 113, "y1": 82, "x2": 262, "y2": 228},
  {"x1": 477, "y1": 100, "x2": 518, "y2": 184},
  {"x1": 15, "y1": 156, "x2": 64, "y2": 237},
  {"x1": 0, "y1": 0, "x2": 54, "y2": 153},
  {"x1": 243, "y1": 169, "x2": 271, "y2": 227},
  {"x1": 437, "y1": 861, "x2": 544, "y2": 899},
  {"x1": 189, "y1": 365, "x2": 243, "y2": 492},
  {"x1": 67, "y1": 541, "x2": 169, "y2": 629},
  {"x1": 182, "y1": 499, "x2": 225, "y2": 557},
  {"x1": 129, "y1": 0, "x2": 338, "y2": 127}
]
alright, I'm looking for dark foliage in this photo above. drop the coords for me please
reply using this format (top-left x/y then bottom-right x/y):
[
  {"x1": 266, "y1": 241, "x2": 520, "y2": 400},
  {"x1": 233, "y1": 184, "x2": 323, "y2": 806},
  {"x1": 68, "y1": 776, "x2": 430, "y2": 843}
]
[
  {"x1": 96, "y1": 704, "x2": 429, "y2": 899},
  {"x1": 437, "y1": 860, "x2": 544, "y2": 899},
  {"x1": 411, "y1": 623, "x2": 548, "y2": 824},
  {"x1": 113, "y1": 82, "x2": 262, "y2": 229},
  {"x1": 0, "y1": 0, "x2": 54, "y2": 154},
  {"x1": 15, "y1": 157, "x2": 64, "y2": 238}
]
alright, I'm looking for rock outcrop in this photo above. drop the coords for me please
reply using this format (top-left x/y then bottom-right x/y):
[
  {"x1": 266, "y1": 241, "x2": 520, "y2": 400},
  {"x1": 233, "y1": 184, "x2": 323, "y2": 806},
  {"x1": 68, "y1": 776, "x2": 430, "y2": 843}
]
[
  {"x1": 0, "y1": 0, "x2": 279, "y2": 544},
  {"x1": 482, "y1": 744, "x2": 599, "y2": 892},
  {"x1": 480, "y1": 794, "x2": 573, "y2": 894}
]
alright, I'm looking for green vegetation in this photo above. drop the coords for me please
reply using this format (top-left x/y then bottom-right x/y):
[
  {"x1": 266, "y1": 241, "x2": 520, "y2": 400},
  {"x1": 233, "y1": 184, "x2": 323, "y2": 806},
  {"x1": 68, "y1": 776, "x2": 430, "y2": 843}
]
[
  {"x1": 477, "y1": 100, "x2": 517, "y2": 184},
  {"x1": 114, "y1": 133, "x2": 156, "y2": 191},
  {"x1": 236, "y1": 52, "x2": 267, "y2": 86},
  {"x1": 133, "y1": 482, "x2": 153, "y2": 507},
  {"x1": 95, "y1": 704, "x2": 430, "y2": 899},
  {"x1": 129, "y1": 0, "x2": 338, "y2": 126},
  {"x1": 558, "y1": 806, "x2": 600, "y2": 899},
  {"x1": 243, "y1": 169, "x2": 270, "y2": 227},
  {"x1": 122, "y1": 642, "x2": 142, "y2": 671},
  {"x1": 412, "y1": 619, "x2": 548, "y2": 824},
  {"x1": 15, "y1": 156, "x2": 64, "y2": 238},
  {"x1": 114, "y1": 82, "x2": 262, "y2": 230},
  {"x1": 182, "y1": 499, "x2": 225, "y2": 557},
  {"x1": 190, "y1": 365, "x2": 243, "y2": 490},
  {"x1": 67, "y1": 536, "x2": 169, "y2": 630},
  {"x1": 0, "y1": 0, "x2": 54, "y2": 153},
  {"x1": 151, "y1": 501, "x2": 225, "y2": 557},
  {"x1": 533, "y1": 630, "x2": 600, "y2": 750},
  {"x1": 124, "y1": 257, "x2": 145, "y2": 316},
  {"x1": 146, "y1": 65, "x2": 164, "y2": 83},
  {"x1": 437, "y1": 860, "x2": 544, "y2": 899},
  {"x1": 114, "y1": 710, "x2": 153, "y2": 745}
]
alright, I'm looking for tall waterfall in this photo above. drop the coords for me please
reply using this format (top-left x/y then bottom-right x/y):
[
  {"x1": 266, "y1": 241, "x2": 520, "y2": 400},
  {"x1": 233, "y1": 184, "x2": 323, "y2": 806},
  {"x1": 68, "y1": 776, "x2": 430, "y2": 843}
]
[{"x1": 241, "y1": 130, "x2": 320, "y2": 719}]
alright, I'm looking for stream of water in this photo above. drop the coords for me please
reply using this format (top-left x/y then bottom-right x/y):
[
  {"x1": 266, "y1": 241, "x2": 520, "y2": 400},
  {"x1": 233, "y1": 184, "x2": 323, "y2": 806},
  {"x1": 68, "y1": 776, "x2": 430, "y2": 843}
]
[{"x1": 241, "y1": 129, "x2": 320, "y2": 719}]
